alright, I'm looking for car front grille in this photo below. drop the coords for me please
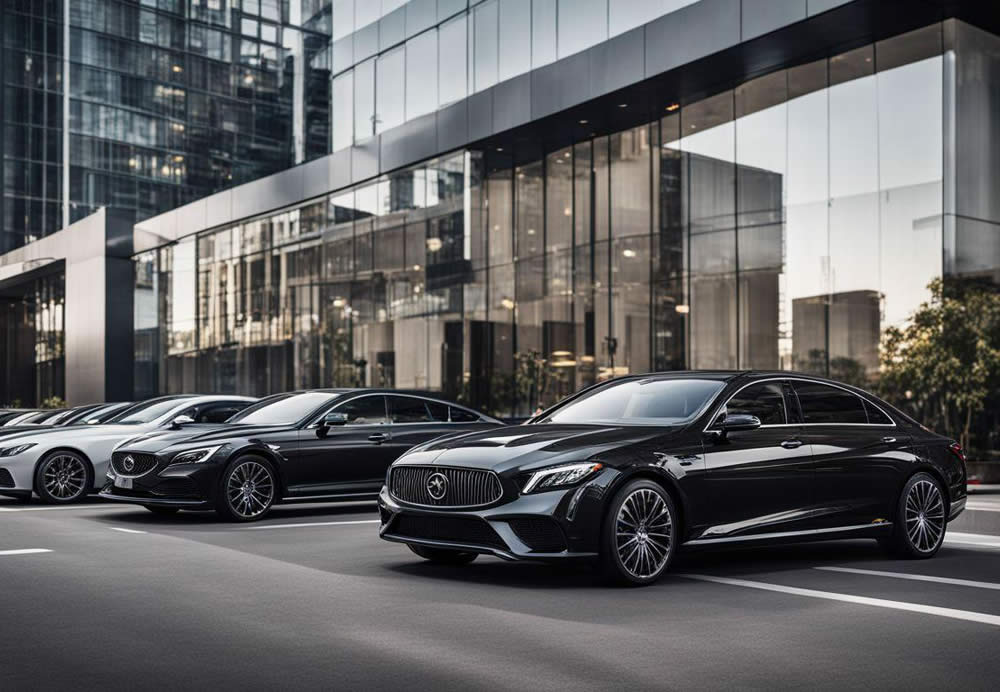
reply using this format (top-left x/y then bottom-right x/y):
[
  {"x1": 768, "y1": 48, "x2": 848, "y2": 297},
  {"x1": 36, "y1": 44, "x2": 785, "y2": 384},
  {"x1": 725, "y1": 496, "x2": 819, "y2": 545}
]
[
  {"x1": 508, "y1": 518, "x2": 567, "y2": 552},
  {"x1": 390, "y1": 514, "x2": 507, "y2": 550},
  {"x1": 389, "y1": 465, "x2": 503, "y2": 507},
  {"x1": 110, "y1": 452, "x2": 159, "y2": 478}
]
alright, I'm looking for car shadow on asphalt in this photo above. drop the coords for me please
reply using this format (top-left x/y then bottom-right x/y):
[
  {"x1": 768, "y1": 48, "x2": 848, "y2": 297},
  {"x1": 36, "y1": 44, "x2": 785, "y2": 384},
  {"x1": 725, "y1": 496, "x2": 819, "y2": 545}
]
[
  {"x1": 384, "y1": 539, "x2": 908, "y2": 590},
  {"x1": 82, "y1": 500, "x2": 379, "y2": 529}
]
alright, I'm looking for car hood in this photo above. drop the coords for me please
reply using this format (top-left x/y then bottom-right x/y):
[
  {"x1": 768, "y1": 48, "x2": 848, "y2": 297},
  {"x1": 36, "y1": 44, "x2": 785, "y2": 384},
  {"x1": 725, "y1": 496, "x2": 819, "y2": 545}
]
[
  {"x1": 120, "y1": 424, "x2": 293, "y2": 453},
  {"x1": 394, "y1": 423, "x2": 679, "y2": 474},
  {"x1": 0, "y1": 423, "x2": 160, "y2": 446}
]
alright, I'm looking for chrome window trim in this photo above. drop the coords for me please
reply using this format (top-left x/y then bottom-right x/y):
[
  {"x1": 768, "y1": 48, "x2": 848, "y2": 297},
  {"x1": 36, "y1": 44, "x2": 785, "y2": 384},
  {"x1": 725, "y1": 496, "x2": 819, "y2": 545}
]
[{"x1": 704, "y1": 376, "x2": 897, "y2": 432}]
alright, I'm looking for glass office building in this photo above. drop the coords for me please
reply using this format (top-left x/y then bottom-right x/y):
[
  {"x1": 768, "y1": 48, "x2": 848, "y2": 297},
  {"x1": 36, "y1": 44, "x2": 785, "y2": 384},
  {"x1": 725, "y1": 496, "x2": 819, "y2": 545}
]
[
  {"x1": 1, "y1": 0, "x2": 332, "y2": 252},
  {"x1": 134, "y1": 4, "x2": 1000, "y2": 429}
]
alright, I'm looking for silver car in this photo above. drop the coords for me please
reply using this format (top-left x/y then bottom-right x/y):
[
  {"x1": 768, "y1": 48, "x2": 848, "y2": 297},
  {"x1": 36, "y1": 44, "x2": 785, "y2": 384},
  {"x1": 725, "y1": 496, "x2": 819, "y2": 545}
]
[{"x1": 0, "y1": 395, "x2": 255, "y2": 503}]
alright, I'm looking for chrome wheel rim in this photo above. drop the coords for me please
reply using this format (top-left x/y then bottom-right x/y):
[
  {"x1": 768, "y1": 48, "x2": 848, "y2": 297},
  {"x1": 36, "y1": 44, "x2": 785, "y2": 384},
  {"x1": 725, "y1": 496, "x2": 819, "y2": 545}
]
[
  {"x1": 226, "y1": 460, "x2": 274, "y2": 518},
  {"x1": 42, "y1": 454, "x2": 87, "y2": 500},
  {"x1": 905, "y1": 479, "x2": 945, "y2": 553},
  {"x1": 615, "y1": 488, "x2": 672, "y2": 579}
]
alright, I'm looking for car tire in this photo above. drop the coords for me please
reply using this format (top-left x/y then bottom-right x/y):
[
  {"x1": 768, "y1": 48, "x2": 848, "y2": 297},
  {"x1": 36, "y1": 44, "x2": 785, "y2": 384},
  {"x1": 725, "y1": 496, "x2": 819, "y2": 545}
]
[
  {"x1": 880, "y1": 472, "x2": 947, "y2": 559},
  {"x1": 601, "y1": 479, "x2": 678, "y2": 586},
  {"x1": 214, "y1": 455, "x2": 278, "y2": 522},
  {"x1": 407, "y1": 544, "x2": 478, "y2": 565},
  {"x1": 144, "y1": 506, "x2": 180, "y2": 516},
  {"x1": 34, "y1": 451, "x2": 92, "y2": 504}
]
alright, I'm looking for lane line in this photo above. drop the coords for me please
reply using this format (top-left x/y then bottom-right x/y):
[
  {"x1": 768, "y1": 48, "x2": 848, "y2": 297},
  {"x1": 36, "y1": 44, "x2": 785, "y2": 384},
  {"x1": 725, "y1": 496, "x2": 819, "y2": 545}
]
[
  {"x1": 109, "y1": 527, "x2": 147, "y2": 535},
  {"x1": 674, "y1": 573, "x2": 1000, "y2": 627},
  {"x1": 0, "y1": 548, "x2": 52, "y2": 556},
  {"x1": 0, "y1": 504, "x2": 115, "y2": 512},
  {"x1": 239, "y1": 519, "x2": 380, "y2": 531},
  {"x1": 965, "y1": 503, "x2": 1000, "y2": 513},
  {"x1": 945, "y1": 532, "x2": 1000, "y2": 549},
  {"x1": 816, "y1": 566, "x2": 1000, "y2": 591}
]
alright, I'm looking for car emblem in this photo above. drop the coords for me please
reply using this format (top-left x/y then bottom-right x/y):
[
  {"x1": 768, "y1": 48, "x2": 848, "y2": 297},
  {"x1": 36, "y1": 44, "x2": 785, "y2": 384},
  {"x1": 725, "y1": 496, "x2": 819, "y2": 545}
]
[
  {"x1": 426, "y1": 472, "x2": 448, "y2": 501},
  {"x1": 123, "y1": 455, "x2": 135, "y2": 472}
]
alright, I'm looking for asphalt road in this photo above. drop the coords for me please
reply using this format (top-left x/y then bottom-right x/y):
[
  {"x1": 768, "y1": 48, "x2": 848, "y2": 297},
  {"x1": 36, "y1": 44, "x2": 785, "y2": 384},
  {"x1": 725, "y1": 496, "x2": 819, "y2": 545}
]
[{"x1": 2, "y1": 495, "x2": 999, "y2": 691}]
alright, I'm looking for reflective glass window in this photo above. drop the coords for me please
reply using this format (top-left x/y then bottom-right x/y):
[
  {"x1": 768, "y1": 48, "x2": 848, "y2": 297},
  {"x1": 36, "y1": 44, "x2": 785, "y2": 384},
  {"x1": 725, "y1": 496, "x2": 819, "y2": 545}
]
[
  {"x1": 439, "y1": 14, "x2": 468, "y2": 107},
  {"x1": 474, "y1": 0, "x2": 499, "y2": 92},
  {"x1": 557, "y1": 0, "x2": 607, "y2": 59},
  {"x1": 725, "y1": 382, "x2": 787, "y2": 425},
  {"x1": 406, "y1": 29, "x2": 438, "y2": 119},
  {"x1": 354, "y1": 58, "x2": 375, "y2": 141},
  {"x1": 498, "y1": 0, "x2": 530, "y2": 81},
  {"x1": 331, "y1": 70, "x2": 354, "y2": 151},
  {"x1": 792, "y1": 381, "x2": 868, "y2": 424},
  {"x1": 531, "y1": 0, "x2": 557, "y2": 68},
  {"x1": 376, "y1": 46, "x2": 405, "y2": 133}
]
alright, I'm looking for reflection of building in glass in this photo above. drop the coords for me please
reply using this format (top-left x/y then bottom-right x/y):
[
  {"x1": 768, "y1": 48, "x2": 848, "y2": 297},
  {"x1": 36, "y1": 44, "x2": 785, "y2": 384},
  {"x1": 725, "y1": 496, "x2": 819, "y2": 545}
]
[
  {"x1": 792, "y1": 291, "x2": 881, "y2": 380},
  {"x1": 2, "y1": 3, "x2": 1000, "y2": 439}
]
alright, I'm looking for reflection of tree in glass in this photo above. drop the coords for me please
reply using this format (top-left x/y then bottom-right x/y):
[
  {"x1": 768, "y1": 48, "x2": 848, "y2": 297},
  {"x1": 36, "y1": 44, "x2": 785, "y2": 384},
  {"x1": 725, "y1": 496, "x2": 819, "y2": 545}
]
[{"x1": 879, "y1": 279, "x2": 1000, "y2": 455}]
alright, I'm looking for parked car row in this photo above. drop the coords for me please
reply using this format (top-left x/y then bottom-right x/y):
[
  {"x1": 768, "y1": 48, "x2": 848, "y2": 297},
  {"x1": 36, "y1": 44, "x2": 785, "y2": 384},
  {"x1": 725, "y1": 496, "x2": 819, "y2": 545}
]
[{"x1": 0, "y1": 372, "x2": 969, "y2": 585}]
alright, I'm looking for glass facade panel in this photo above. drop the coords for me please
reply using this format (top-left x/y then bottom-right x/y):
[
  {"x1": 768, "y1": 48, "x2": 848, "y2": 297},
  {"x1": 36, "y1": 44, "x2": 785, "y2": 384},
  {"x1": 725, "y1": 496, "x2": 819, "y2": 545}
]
[
  {"x1": 405, "y1": 29, "x2": 438, "y2": 119},
  {"x1": 376, "y1": 47, "x2": 406, "y2": 133},
  {"x1": 331, "y1": 71, "x2": 354, "y2": 151},
  {"x1": 498, "y1": 0, "x2": 531, "y2": 82},
  {"x1": 354, "y1": 58, "x2": 376, "y2": 141},
  {"x1": 473, "y1": 0, "x2": 499, "y2": 93},
  {"x1": 136, "y1": 19, "x2": 997, "y2": 457},
  {"x1": 557, "y1": 0, "x2": 608, "y2": 60},
  {"x1": 439, "y1": 14, "x2": 468, "y2": 107}
]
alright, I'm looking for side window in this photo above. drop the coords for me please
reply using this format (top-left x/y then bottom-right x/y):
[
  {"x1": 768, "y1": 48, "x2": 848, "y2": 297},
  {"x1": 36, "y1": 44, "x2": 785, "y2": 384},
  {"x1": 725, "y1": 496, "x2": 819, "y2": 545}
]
[
  {"x1": 863, "y1": 399, "x2": 893, "y2": 425},
  {"x1": 449, "y1": 407, "x2": 479, "y2": 423},
  {"x1": 197, "y1": 403, "x2": 246, "y2": 424},
  {"x1": 334, "y1": 396, "x2": 389, "y2": 425},
  {"x1": 724, "y1": 382, "x2": 787, "y2": 425},
  {"x1": 387, "y1": 396, "x2": 433, "y2": 423},
  {"x1": 792, "y1": 382, "x2": 867, "y2": 424},
  {"x1": 426, "y1": 401, "x2": 449, "y2": 422}
]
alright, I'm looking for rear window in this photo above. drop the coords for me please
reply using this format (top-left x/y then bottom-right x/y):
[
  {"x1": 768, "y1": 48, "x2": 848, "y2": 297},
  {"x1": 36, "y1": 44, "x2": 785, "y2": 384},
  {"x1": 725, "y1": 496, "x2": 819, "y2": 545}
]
[{"x1": 792, "y1": 382, "x2": 867, "y2": 424}]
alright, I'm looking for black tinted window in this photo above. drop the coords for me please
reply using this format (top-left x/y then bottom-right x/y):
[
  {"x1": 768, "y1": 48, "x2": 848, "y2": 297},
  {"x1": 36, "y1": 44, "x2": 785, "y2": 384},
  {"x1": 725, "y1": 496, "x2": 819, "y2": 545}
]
[
  {"x1": 725, "y1": 382, "x2": 786, "y2": 425},
  {"x1": 427, "y1": 401, "x2": 449, "y2": 422},
  {"x1": 449, "y1": 407, "x2": 478, "y2": 422},
  {"x1": 335, "y1": 396, "x2": 388, "y2": 424},
  {"x1": 863, "y1": 399, "x2": 893, "y2": 425},
  {"x1": 793, "y1": 382, "x2": 867, "y2": 424},
  {"x1": 388, "y1": 396, "x2": 433, "y2": 423},
  {"x1": 197, "y1": 403, "x2": 248, "y2": 423}
]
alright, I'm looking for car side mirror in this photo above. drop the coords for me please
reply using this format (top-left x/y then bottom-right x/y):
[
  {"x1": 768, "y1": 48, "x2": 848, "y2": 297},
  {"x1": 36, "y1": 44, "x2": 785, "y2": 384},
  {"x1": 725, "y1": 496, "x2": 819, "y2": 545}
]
[
  {"x1": 322, "y1": 412, "x2": 349, "y2": 427},
  {"x1": 720, "y1": 413, "x2": 762, "y2": 432},
  {"x1": 171, "y1": 415, "x2": 195, "y2": 430}
]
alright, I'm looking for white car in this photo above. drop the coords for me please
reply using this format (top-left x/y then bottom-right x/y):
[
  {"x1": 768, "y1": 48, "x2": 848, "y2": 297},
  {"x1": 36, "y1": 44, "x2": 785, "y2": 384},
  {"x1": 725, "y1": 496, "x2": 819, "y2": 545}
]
[{"x1": 0, "y1": 395, "x2": 255, "y2": 503}]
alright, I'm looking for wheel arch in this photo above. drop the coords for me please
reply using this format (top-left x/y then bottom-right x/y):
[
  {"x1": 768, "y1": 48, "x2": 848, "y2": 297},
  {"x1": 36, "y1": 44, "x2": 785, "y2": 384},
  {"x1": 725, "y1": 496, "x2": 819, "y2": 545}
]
[
  {"x1": 32, "y1": 446, "x2": 96, "y2": 492},
  {"x1": 603, "y1": 467, "x2": 688, "y2": 543}
]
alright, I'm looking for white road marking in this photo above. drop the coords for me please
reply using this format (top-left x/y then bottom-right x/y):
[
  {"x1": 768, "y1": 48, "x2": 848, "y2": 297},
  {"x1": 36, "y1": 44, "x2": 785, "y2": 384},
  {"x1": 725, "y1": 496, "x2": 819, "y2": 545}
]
[
  {"x1": 109, "y1": 527, "x2": 147, "y2": 535},
  {"x1": 0, "y1": 504, "x2": 113, "y2": 512},
  {"x1": 674, "y1": 573, "x2": 1000, "y2": 627},
  {"x1": 965, "y1": 503, "x2": 1000, "y2": 513},
  {"x1": 945, "y1": 532, "x2": 1000, "y2": 549},
  {"x1": 0, "y1": 549, "x2": 52, "y2": 556},
  {"x1": 239, "y1": 519, "x2": 380, "y2": 531},
  {"x1": 816, "y1": 566, "x2": 1000, "y2": 591}
]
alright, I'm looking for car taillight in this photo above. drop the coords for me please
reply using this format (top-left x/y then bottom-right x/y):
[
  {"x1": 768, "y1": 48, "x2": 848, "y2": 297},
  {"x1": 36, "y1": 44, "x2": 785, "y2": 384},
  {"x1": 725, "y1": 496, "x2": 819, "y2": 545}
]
[{"x1": 948, "y1": 442, "x2": 966, "y2": 464}]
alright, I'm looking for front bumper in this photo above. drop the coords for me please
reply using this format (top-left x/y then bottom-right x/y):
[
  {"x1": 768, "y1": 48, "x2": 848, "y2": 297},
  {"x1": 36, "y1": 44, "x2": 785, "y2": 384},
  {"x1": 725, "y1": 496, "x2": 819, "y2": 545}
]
[
  {"x1": 377, "y1": 478, "x2": 611, "y2": 562},
  {"x1": 99, "y1": 461, "x2": 220, "y2": 509}
]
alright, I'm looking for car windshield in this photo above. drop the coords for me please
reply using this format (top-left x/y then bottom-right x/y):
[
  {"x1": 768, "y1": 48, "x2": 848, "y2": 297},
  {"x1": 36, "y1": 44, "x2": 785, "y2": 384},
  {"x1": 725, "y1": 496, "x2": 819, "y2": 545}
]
[
  {"x1": 537, "y1": 378, "x2": 725, "y2": 426},
  {"x1": 108, "y1": 398, "x2": 193, "y2": 425},
  {"x1": 228, "y1": 392, "x2": 340, "y2": 426}
]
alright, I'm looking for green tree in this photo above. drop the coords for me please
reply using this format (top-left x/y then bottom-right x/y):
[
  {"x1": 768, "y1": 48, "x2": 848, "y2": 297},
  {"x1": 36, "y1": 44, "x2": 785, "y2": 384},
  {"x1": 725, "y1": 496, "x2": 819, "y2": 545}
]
[{"x1": 879, "y1": 279, "x2": 1000, "y2": 452}]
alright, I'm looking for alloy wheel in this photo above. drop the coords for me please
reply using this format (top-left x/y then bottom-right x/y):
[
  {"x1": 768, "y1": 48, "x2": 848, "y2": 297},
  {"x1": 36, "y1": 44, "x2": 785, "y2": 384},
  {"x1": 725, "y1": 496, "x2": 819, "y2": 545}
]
[
  {"x1": 42, "y1": 454, "x2": 87, "y2": 501},
  {"x1": 904, "y1": 478, "x2": 945, "y2": 553},
  {"x1": 226, "y1": 460, "x2": 275, "y2": 519},
  {"x1": 615, "y1": 487, "x2": 673, "y2": 580}
]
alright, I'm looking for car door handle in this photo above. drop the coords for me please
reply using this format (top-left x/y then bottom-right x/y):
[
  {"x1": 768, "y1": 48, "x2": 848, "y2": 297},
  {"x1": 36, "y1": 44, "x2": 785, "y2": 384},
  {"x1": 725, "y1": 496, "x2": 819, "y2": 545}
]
[
  {"x1": 368, "y1": 433, "x2": 388, "y2": 444},
  {"x1": 882, "y1": 437, "x2": 896, "y2": 444},
  {"x1": 780, "y1": 439, "x2": 803, "y2": 449}
]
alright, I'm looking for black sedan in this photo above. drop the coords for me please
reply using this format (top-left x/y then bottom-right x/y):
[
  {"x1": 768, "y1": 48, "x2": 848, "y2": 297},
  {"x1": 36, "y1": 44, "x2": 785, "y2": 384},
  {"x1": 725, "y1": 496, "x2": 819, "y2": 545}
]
[
  {"x1": 101, "y1": 389, "x2": 502, "y2": 521},
  {"x1": 378, "y1": 372, "x2": 967, "y2": 585}
]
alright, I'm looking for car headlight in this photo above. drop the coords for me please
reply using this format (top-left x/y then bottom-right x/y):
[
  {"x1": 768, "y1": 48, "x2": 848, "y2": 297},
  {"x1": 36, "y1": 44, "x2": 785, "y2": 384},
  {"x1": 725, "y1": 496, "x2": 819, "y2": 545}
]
[
  {"x1": 522, "y1": 462, "x2": 603, "y2": 493},
  {"x1": 0, "y1": 443, "x2": 36, "y2": 457},
  {"x1": 169, "y1": 445, "x2": 223, "y2": 466}
]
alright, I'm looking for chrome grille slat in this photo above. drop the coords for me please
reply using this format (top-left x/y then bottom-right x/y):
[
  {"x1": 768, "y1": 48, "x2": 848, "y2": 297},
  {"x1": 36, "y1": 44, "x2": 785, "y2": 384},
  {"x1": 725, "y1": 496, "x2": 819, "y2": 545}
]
[
  {"x1": 389, "y1": 466, "x2": 502, "y2": 508},
  {"x1": 110, "y1": 452, "x2": 159, "y2": 478}
]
